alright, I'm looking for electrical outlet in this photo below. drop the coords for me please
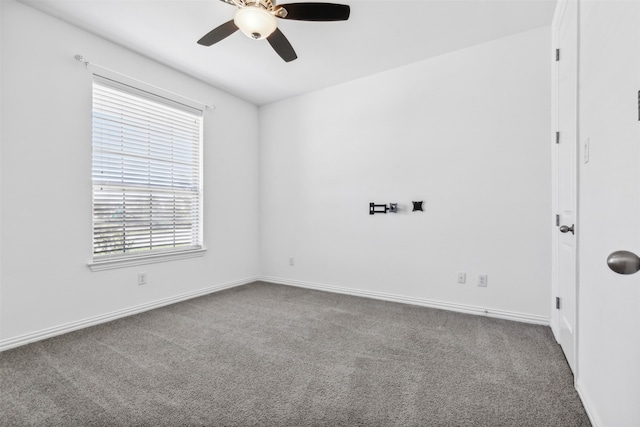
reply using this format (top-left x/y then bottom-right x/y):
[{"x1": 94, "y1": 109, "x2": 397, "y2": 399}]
[
  {"x1": 289, "y1": 256, "x2": 295, "y2": 266},
  {"x1": 478, "y1": 274, "x2": 488, "y2": 287},
  {"x1": 138, "y1": 272, "x2": 147, "y2": 286},
  {"x1": 457, "y1": 272, "x2": 466, "y2": 284}
]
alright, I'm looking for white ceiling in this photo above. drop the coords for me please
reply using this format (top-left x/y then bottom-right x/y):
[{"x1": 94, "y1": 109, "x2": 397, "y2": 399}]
[{"x1": 20, "y1": 0, "x2": 557, "y2": 105}]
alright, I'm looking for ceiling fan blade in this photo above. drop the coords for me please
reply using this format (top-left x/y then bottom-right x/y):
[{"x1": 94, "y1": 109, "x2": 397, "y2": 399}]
[
  {"x1": 277, "y1": 3, "x2": 350, "y2": 21},
  {"x1": 267, "y1": 28, "x2": 298, "y2": 62},
  {"x1": 197, "y1": 20, "x2": 238, "y2": 46}
]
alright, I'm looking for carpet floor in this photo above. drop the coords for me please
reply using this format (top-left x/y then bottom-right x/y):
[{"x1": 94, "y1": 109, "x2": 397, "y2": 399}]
[{"x1": 1, "y1": 281, "x2": 590, "y2": 426}]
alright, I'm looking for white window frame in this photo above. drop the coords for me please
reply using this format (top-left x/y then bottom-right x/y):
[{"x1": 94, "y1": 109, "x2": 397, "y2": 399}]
[{"x1": 89, "y1": 74, "x2": 205, "y2": 271}]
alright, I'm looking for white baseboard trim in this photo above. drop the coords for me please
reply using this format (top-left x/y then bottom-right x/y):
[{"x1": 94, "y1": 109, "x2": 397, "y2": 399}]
[
  {"x1": 259, "y1": 276, "x2": 550, "y2": 326},
  {"x1": 575, "y1": 378, "x2": 603, "y2": 427},
  {"x1": 0, "y1": 276, "x2": 260, "y2": 352},
  {"x1": 2, "y1": 276, "x2": 550, "y2": 352}
]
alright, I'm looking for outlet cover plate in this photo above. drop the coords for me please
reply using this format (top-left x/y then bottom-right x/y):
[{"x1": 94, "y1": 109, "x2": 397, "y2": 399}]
[
  {"x1": 478, "y1": 274, "x2": 488, "y2": 287},
  {"x1": 138, "y1": 272, "x2": 147, "y2": 285}
]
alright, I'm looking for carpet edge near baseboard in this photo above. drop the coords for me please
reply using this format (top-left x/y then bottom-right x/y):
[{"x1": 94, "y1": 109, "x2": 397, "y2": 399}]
[
  {"x1": 0, "y1": 276, "x2": 260, "y2": 352},
  {"x1": 1, "y1": 276, "x2": 550, "y2": 353},
  {"x1": 259, "y1": 276, "x2": 550, "y2": 326}
]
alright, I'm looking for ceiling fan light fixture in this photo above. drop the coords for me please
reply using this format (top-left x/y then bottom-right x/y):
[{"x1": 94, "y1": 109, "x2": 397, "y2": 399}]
[
  {"x1": 234, "y1": 7, "x2": 277, "y2": 40},
  {"x1": 198, "y1": 0, "x2": 350, "y2": 62}
]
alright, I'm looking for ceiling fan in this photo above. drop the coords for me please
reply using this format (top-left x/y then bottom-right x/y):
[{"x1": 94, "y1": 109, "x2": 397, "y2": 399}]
[{"x1": 197, "y1": 0, "x2": 350, "y2": 62}]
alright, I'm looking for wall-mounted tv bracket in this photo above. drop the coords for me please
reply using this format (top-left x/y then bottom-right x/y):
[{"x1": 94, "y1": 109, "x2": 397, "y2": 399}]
[{"x1": 369, "y1": 203, "x2": 398, "y2": 215}]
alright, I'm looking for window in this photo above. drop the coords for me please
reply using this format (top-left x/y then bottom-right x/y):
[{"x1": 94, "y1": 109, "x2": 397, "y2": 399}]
[{"x1": 91, "y1": 76, "x2": 203, "y2": 269}]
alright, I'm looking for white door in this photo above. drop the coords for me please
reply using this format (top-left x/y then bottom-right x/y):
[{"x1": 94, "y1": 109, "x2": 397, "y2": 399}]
[
  {"x1": 552, "y1": 0, "x2": 578, "y2": 373},
  {"x1": 577, "y1": 1, "x2": 640, "y2": 425}
]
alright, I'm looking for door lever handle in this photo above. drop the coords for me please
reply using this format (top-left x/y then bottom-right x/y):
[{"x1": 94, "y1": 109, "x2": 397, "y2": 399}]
[
  {"x1": 559, "y1": 224, "x2": 575, "y2": 235},
  {"x1": 607, "y1": 251, "x2": 640, "y2": 275}
]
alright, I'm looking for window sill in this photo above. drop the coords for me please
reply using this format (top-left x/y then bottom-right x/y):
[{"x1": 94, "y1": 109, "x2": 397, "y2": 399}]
[{"x1": 88, "y1": 248, "x2": 207, "y2": 272}]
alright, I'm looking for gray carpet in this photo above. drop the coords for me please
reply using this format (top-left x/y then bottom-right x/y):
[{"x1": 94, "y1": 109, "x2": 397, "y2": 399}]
[{"x1": 1, "y1": 281, "x2": 590, "y2": 426}]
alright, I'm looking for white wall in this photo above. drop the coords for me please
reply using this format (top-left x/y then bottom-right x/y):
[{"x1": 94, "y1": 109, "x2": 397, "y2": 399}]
[
  {"x1": 0, "y1": 0, "x2": 553, "y2": 347},
  {"x1": 0, "y1": 1, "x2": 260, "y2": 345},
  {"x1": 259, "y1": 27, "x2": 552, "y2": 321}
]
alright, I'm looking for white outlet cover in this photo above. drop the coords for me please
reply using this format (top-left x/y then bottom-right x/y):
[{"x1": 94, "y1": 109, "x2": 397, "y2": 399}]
[{"x1": 478, "y1": 275, "x2": 488, "y2": 287}]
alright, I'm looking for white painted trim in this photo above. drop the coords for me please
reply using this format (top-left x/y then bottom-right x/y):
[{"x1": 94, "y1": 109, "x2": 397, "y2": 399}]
[
  {"x1": 2, "y1": 275, "x2": 551, "y2": 352},
  {"x1": 0, "y1": 276, "x2": 259, "y2": 352},
  {"x1": 576, "y1": 378, "x2": 603, "y2": 427},
  {"x1": 259, "y1": 277, "x2": 550, "y2": 326},
  {"x1": 550, "y1": 0, "x2": 566, "y2": 342},
  {"x1": 550, "y1": 0, "x2": 580, "y2": 378},
  {"x1": 573, "y1": 0, "x2": 583, "y2": 390},
  {"x1": 88, "y1": 248, "x2": 207, "y2": 271}
]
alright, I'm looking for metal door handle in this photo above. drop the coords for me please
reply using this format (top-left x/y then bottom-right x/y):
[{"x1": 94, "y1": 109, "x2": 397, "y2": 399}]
[
  {"x1": 559, "y1": 224, "x2": 575, "y2": 235},
  {"x1": 607, "y1": 251, "x2": 640, "y2": 275}
]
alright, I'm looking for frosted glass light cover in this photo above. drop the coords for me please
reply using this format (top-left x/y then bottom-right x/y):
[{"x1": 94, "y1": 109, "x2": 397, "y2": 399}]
[{"x1": 234, "y1": 7, "x2": 277, "y2": 40}]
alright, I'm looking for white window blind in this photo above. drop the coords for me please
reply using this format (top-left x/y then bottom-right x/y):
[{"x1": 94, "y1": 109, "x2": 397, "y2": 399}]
[{"x1": 92, "y1": 76, "x2": 203, "y2": 260}]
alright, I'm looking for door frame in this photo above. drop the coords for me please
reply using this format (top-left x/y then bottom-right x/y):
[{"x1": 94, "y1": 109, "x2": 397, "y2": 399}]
[{"x1": 551, "y1": 0, "x2": 580, "y2": 376}]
